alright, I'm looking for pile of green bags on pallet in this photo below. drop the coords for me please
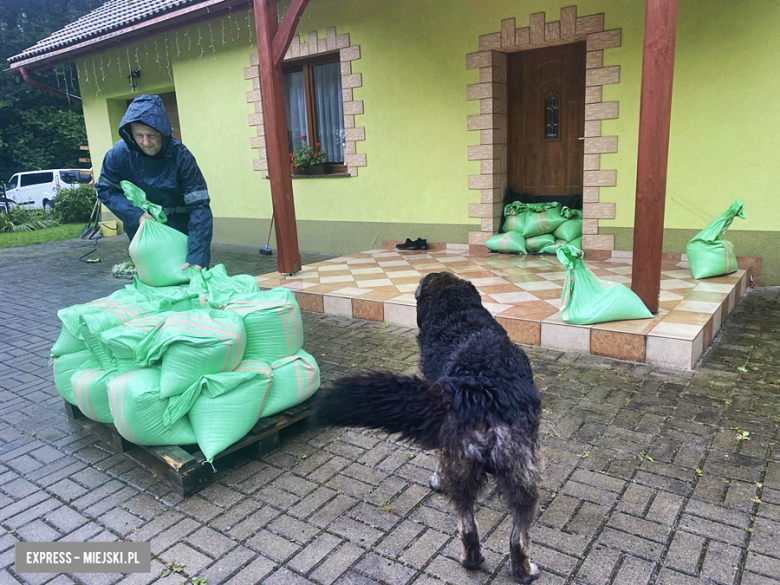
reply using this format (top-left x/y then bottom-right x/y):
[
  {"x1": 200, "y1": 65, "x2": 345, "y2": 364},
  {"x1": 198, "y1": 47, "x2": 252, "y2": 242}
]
[
  {"x1": 51, "y1": 182, "x2": 319, "y2": 462},
  {"x1": 486, "y1": 201, "x2": 583, "y2": 254}
]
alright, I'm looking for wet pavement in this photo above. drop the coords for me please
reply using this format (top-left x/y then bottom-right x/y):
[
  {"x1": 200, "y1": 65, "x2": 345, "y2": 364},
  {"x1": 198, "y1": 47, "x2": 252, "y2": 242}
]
[{"x1": 1, "y1": 236, "x2": 778, "y2": 585}]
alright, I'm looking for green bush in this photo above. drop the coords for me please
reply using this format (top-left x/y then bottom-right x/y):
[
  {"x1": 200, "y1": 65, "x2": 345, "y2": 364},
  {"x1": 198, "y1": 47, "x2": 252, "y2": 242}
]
[
  {"x1": 54, "y1": 184, "x2": 96, "y2": 224},
  {"x1": 0, "y1": 207, "x2": 59, "y2": 233}
]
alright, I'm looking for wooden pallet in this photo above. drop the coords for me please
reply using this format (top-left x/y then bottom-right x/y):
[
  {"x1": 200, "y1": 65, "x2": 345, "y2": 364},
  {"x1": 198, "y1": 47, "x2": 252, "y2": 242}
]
[{"x1": 64, "y1": 401, "x2": 311, "y2": 496}]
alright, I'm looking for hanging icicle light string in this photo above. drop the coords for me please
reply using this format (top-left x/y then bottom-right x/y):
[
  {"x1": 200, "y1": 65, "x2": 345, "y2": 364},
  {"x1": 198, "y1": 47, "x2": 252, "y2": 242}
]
[
  {"x1": 164, "y1": 36, "x2": 173, "y2": 80},
  {"x1": 92, "y1": 59, "x2": 101, "y2": 95},
  {"x1": 247, "y1": 9, "x2": 254, "y2": 47},
  {"x1": 58, "y1": 5, "x2": 266, "y2": 96},
  {"x1": 208, "y1": 22, "x2": 217, "y2": 62}
]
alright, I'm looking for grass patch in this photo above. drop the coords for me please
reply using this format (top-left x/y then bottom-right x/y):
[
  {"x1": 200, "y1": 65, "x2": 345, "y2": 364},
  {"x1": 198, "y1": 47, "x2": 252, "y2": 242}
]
[{"x1": 0, "y1": 223, "x2": 83, "y2": 249}]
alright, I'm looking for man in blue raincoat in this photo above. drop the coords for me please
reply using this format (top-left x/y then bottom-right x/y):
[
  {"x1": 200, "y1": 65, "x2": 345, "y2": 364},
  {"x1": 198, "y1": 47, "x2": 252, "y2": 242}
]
[{"x1": 96, "y1": 94, "x2": 212, "y2": 269}]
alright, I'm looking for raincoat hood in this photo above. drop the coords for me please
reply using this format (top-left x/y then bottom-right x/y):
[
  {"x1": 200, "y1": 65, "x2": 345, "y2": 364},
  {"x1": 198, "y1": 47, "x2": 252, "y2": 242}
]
[{"x1": 119, "y1": 94, "x2": 174, "y2": 156}]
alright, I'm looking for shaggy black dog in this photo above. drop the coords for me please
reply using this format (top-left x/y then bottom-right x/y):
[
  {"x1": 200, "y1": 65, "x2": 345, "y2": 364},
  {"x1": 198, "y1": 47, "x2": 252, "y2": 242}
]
[{"x1": 314, "y1": 272, "x2": 542, "y2": 583}]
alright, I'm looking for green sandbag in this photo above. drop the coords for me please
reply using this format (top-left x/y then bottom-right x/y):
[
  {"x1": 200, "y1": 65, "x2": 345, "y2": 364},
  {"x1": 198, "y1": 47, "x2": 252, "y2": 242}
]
[
  {"x1": 130, "y1": 278, "x2": 199, "y2": 312},
  {"x1": 502, "y1": 214, "x2": 525, "y2": 234},
  {"x1": 51, "y1": 327, "x2": 87, "y2": 358},
  {"x1": 686, "y1": 200, "x2": 745, "y2": 280},
  {"x1": 569, "y1": 237, "x2": 583, "y2": 250},
  {"x1": 553, "y1": 217, "x2": 583, "y2": 242},
  {"x1": 77, "y1": 298, "x2": 171, "y2": 369},
  {"x1": 79, "y1": 313, "x2": 122, "y2": 370},
  {"x1": 120, "y1": 181, "x2": 189, "y2": 287},
  {"x1": 187, "y1": 364, "x2": 274, "y2": 462},
  {"x1": 557, "y1": 245, "x2": 653, "y2": 325},
  {"x1": 222, "y1": 289, "x2": 304, "y2": 361},
  {"x1": 55, "y1": 290, "x2": 166, "y2": 364},
  {"x1": 53, "y1": 350, "x2": 100, "y2": 405},
  {"x1": 196, "y1": 264, "x2": 260, "y2": 307},
  {"x1": 115, "y1": 357, "x2": 136, "y2": 375},
  {"x1": 163, "y1": 359, "x2": 270, "y2": 427},
  {"x1": 501, "y1": 201, "x2": 528, "y2": 234},
  {"x1": 57, "y1": 290, "x2": 165, "y2": 341},
  {"x1": 538, "y1": 239, "x2": 568, "y2": 255},
  {"x1": 129, "y1": 220, "x2": 190, "y2": 287},
  {"x1": 263, "y1": 350, "x2": 320, "y2": 417},
  {"x1": 131, "y1": 309, "x2": 246, "y2": 398},
  {"x1": 108, "y1": 368, "x2": 197, "y2": 446},
  {"x1": 526, "y1": 234, "x2": 556, "y2": 253},
  {"x1": 486, "y1": 232, "x2": 527, "y2": 254},
  {"x1": 71, "y1": 368, "x2": 114, "y2": 423},
  {"x1": 99, "y1": 312, "x2": 171, "y2": 363},
  {"x1": 522, "y1": 203, "x2": 567, "y2": 238}
]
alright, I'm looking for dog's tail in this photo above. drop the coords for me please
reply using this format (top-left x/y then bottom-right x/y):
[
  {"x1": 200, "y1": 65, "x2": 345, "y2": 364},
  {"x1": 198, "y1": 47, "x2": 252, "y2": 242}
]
[{"x1": 312, "y1": 372, "x2": 448, "y2": 449}]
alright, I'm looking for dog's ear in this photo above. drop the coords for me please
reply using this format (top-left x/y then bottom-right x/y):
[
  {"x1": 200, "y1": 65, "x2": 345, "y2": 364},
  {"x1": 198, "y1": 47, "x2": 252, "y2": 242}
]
[
  {"x1": 463, "y1": 279, "x2": 481, "y2": 303},
  {"x1": 416, "y1": 294, "x2": 429, "y2": 329}
]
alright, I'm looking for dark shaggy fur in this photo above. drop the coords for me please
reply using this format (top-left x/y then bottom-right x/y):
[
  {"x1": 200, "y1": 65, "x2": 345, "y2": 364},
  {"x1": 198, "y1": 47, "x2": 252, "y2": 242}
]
[{"x1": 314, "y1": 272, "x2": 542, "y2": 583}]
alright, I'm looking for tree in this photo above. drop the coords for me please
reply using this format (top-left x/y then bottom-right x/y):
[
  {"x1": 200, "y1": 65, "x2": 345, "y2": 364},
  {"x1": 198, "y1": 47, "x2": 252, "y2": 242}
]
[{"x1": 0, "y1": 0, "x2": 105, "y2": 182}]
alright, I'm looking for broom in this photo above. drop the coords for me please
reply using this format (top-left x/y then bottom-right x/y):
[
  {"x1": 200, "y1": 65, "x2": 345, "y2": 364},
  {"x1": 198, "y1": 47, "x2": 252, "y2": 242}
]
[{"x1": 259, "y1": 214, "x2": 274, "y2": 256}]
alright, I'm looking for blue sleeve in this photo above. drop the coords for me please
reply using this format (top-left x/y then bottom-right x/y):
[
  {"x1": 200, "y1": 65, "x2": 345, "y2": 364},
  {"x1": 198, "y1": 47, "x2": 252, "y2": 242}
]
[
  {"x1": 95, "y1": 148, "x2": 144, "y2": 231},
  {"x1": 178, "y1": 148, "x2": 213, "y2": 268}
]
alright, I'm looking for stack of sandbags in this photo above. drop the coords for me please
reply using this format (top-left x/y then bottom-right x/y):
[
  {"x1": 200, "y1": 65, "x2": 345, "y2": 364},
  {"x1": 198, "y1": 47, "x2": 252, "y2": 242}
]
[
  {"x1": 51, "y1": 289, "x2": 171, "y2": 407},
  {"x1": 486, "y1": 202, "x2": 583, "y2": 255},
  {"x1": 53, "y1": 273, "x2": 319, "y2": 462},
  {"x1": 52, "y1": 182, "x2": 319, "y2": 463}
]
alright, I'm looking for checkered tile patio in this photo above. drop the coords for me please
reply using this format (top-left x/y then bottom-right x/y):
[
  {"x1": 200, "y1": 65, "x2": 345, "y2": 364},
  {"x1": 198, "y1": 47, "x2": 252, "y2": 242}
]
[{"x1": 256, "y1": 244, "x2": 748, "y2": 369}]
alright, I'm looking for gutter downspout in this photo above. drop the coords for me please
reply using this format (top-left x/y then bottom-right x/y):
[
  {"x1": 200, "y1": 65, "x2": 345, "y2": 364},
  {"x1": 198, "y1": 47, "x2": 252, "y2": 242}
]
[{"x1": 18, "y1": 66, "x2": 81, "y2": 104}]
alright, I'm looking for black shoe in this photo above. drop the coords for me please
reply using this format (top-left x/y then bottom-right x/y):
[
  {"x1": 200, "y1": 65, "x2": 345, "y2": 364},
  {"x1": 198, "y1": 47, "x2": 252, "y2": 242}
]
[
  {"x1": 415, "y1": 238, "x2": 429, "y2": 250},
  {"x1": 396, "y1": 238, "x2": 417, "y2": 250}
]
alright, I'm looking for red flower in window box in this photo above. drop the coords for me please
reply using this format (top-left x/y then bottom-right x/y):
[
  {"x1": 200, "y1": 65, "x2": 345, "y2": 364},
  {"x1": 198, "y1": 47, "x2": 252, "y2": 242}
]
[
  {"x1": 290, "y1": 136, "x2": 327, "y2": 170},
  {"x1": 300, "y1": 135, "x2": 307, "y2": 140}
]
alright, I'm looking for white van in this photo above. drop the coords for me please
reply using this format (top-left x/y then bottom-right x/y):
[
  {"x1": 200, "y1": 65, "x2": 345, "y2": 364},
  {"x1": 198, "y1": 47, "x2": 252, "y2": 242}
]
[{"x1": 5, "y1": 169, "x2": 93, "y2": 211}]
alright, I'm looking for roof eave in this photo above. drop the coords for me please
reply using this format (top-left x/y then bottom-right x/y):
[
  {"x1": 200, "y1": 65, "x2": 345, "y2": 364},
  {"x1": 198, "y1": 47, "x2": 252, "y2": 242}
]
[{"x1": 7, "y1": 0, "x2": 250, "y2": 74}]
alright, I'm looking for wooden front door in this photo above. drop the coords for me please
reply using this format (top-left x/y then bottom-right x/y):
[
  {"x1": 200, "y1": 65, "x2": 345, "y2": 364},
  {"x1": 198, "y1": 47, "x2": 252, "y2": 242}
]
[{"x1": 507, "y1": 42, "x2": 586, "y2": 197}]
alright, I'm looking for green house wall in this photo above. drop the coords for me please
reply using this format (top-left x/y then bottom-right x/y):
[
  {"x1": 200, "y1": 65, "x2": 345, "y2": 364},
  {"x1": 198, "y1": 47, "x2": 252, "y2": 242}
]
[{"x1": 78, "y1": 0, "x2": 780, "y2": 282}]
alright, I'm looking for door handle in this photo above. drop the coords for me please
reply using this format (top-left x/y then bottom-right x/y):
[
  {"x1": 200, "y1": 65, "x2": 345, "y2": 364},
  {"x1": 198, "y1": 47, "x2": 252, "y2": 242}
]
[{"x1": 578, "y1": 137, "x2": 585, "y2": 140}]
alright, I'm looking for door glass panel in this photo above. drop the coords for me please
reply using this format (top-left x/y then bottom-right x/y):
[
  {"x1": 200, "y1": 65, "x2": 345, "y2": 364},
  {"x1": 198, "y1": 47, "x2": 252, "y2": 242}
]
[{"x1": 545, "y1": 94, "x2": 560, "y2": 139}]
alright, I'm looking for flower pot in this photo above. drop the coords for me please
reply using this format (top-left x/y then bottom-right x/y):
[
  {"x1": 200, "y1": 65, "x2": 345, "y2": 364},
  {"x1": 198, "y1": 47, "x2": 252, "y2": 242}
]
[{"x1": 292, "y1": 163, "x2": 327, "y2": 176}]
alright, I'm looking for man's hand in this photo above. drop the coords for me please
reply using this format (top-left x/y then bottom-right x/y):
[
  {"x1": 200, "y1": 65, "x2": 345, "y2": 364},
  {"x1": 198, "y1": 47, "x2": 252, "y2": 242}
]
[{"x1": 182, "y1": 263, "x2": 202, "y2": 271}]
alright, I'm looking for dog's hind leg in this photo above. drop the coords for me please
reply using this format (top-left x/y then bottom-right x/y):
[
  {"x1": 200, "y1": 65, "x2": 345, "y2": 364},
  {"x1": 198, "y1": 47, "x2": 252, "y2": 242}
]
[
  {"x1": 499, "y1": 480, "x2": 540, "y2": 584},
  {"x1": 438, "y1": 451, "x2": 487, "y2": 570}
]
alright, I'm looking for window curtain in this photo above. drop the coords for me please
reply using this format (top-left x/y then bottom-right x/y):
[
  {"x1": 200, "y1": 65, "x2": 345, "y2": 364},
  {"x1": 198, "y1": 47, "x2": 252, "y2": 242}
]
[
  {"x1": 313, "y1": 63, "x2": 345, "y2": 163},
  {"x1": 283, "y1": 71, "x2": 307, "y2": 154}
]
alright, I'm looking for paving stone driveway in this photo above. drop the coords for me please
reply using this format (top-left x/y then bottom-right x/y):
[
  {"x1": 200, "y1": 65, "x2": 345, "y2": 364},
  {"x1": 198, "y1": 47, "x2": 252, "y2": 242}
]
[{"x1": 1, "y1": 237, "x2": 779, "y2": 585}]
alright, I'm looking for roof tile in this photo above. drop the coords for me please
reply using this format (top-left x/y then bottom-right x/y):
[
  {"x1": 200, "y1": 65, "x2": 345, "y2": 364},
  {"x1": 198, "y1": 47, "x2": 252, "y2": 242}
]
[{"x1": 9, "y1": 0, "x2": 207, "y2": 64}]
